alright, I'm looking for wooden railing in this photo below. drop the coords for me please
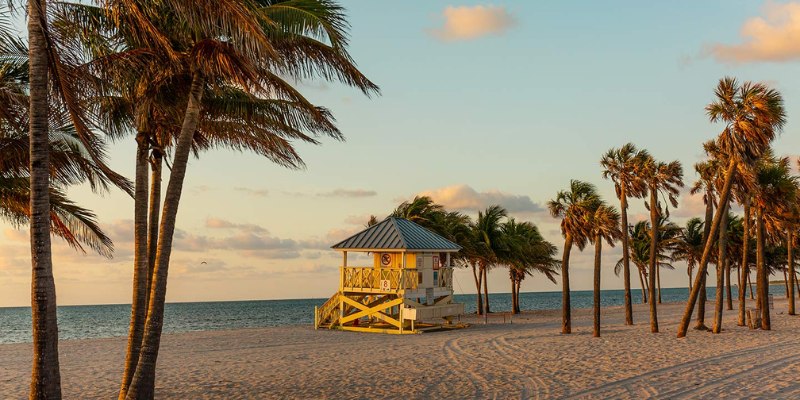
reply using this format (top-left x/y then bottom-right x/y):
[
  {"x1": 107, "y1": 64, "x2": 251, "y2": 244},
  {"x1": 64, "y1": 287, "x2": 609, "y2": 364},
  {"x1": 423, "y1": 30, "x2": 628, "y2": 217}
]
[
  {"x1": 314, "y1": 292, "x2": 340, "y2": 329},
  {"x1": 437, "y1": 268, "x2": 454, "y2": 289},
  {"x1": 340, "y1": 267, "x2": 419, "y2": 292}
]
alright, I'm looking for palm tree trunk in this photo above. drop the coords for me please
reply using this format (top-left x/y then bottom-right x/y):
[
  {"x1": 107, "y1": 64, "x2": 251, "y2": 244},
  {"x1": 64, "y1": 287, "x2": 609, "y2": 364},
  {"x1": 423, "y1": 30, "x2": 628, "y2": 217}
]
[
  {"x1": 510, "y1": 275, "x2": 517, "y2": 314},
  {"x1": 788, "y1": 229, "x2": 795, "y2": 315},
  {"x1": 561, "y1": 234, "x2": 574, "y2": 334},
  {"x1": 688, "y1": 267, "x2": 693, "y2": 292},
  {"x1": 126, "y1": 73, "x2": 206, "y2": 399},
  {"x1": 471, "y1": 262, "x2": 482, "y2": 315},
  {"x1": 678, "y1": 159, "x2": 735, "y2": 338},
  {"x1": 757, "y1": 208, "x2": 770, "y2": 330},
  {"x1": 639, "y1": 269, "x2": 647, "y2": 304},
  {"x1": 656, "y1": 264, "x2": 662, "y2": 304},
  {"x1": 146, "y1": 150, "x2": 162, "y2": 309},
  {"x1": 620, "y1": 193, "x2": 633, "y2": 325},
  {"x1": 712, "y1": 201, "x2": 728, "y2": 333},
  {"x1": 784, "y1": 269, "x2": 790, "y2": 298},
  {"x1": 515, "y1": 280, "x2": 522, "y2": 313},
  {"x1": 119, "y1": 132, "x2": 150, "y2": 398},
  {"x1": 482, "y1": 266, "x2": 490, "y2": 314},
  {"x1": 696, "y1": 193, "x2": 714, "y2": 331},
  {"x1": 725, "y1": 263, "x2": 733, "y2": 310},
  {"x1": 593, "y1": 236, "x2": 602, "y2": 337},
  {"x1": 748, "y1": 273, "x2": 754, "y2": 299},
  {"x1": 648, "y1": 187, "x2": 659, "y2": 333},
  {"x1": 738, "y1": 203, "x2": 749, "y2": 327},
  {"x1": 28, "y1": 0, "x2": 62, "y2": 397}
]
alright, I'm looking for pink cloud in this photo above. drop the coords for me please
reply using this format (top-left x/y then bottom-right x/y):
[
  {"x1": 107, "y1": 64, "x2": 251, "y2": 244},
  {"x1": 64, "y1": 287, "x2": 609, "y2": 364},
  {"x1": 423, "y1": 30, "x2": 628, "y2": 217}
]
[
  {"x1": 417, "y1": 184, "x2": 542, "y2": 213},
  {"x1": 429, "y1": 5, "x2": 516, "y2": 42},
  {"x1": 709, "y1": 1, "x2": 800, "y2": 63}
]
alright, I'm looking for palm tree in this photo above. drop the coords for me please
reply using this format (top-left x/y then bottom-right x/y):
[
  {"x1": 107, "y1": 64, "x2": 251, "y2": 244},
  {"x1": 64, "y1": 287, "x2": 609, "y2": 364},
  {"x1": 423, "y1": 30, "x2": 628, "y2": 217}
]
[
  {"x1": 673, "y1": 218, "x2": 704, "y2": 291},
  {"x1": 97, "y1": 2, "x2": 380, "y2": 397},
  {"x1": 615, "y1": 221, "x2": 650, "y2": 304},
  {"x1": 690, "y1": 160, "x2": 717, "y2": 330},
  {"x1": 588, "y1": 204, "x2": 621, "y2": 337},
  {"x1": 2, "y1": 8, "x2": 129, "y2": 394},
  {"x1": 679, "y1": 77, "x2": 786, "y2": 338},
  {"x1": 392, "y1": 196, "x2": 446, "y2": 229},
  {"x1": 601, "y1": 143, "x2": 649, "y2": 325},
  {"x1": 548, "y1": 180, "x2": 601, "y2": 334},
  {"x1": 641, "y1": 156, "x2": 683, "y2": 333},
  {"x1": 752, "y1": 157, "x2": 797, "y2": 330},
  {"x1": 471, "y1": 205, "x2": 508, "y2": 315},
  {"x1": 501, "y1": 219, "x2": 559, "y2": 313}
]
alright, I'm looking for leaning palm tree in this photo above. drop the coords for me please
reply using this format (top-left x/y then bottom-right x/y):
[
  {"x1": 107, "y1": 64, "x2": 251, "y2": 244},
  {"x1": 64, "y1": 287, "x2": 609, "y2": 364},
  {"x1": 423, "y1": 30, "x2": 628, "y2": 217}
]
[
  {"x1": 588, "y1": 204, "x2": 621, "y2": 337},
  {"x1": 548, "y1": 180, "x2": 601, "y2": 334},
  {"x1": 640, "y1": 155, "x2": 683, "y2": 333},
  {"x1": 678, "y1": 78, "x2": 786, "y2": 338},
  {"x1": 501, "y1": 219, "x2": 559, "y2": 313},
  {"x1": 601, "y1": 143, "x2": 649, "y2": 325},
  {"x1": 673, "y1": 218, "x2": 704, "y2": 291},
  {"x1": 392, "y1": 196, "x2": 446, "y2": 230},
  {"x1": 94, "y1": 2, "x2": 381, "y2": 397}
]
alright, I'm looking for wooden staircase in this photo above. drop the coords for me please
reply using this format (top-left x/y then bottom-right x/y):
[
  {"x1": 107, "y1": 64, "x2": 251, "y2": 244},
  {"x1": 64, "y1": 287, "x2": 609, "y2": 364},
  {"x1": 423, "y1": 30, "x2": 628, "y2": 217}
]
[{"x1": 314, "y1": 293, "x2": 340, "y2": 329}]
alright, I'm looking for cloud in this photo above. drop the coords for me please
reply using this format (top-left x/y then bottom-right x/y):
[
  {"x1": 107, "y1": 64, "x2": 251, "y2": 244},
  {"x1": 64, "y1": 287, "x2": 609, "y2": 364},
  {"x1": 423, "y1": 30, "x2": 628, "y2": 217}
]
[
  {"x1": 708, "y1": 1, "x2": 800, "y2": 63},
  {"x1": 317, "y1": 189, "x2": 376, "y2": 198},
  {"x1": 206, "y1": 217, "x2": 268, "y2": 233},
  {"x1": 429, "y1": 5, "x2": 516, "y2": 41},
  {"x1": 671, "y1": 191, "x2": 708, "y2": 219},
  {"x1": 234, "y1": 187, "x2": 269, "y2": 197},
  {"x1": 418, "y1": 184, "x2": 543, "y2": 213}
]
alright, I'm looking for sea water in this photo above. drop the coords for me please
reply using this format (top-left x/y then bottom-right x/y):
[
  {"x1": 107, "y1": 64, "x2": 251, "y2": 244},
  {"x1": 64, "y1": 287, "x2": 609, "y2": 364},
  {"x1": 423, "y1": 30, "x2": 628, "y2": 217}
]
[{"x1": 0, "y1": 286, "x2": 789, "y2": 344}]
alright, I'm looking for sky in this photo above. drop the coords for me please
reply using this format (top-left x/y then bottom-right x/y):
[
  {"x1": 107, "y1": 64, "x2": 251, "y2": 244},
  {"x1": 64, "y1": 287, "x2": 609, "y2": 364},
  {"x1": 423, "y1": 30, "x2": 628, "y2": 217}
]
[{"x1": 3, "y1": 1, "x2": 800, "y2": 306}]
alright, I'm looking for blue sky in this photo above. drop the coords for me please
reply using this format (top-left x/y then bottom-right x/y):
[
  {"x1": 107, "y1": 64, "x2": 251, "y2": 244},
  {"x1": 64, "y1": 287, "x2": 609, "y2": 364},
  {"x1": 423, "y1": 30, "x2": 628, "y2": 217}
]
[{"x1": 2, "y1": 1, "x2": 800, "y2": 306}]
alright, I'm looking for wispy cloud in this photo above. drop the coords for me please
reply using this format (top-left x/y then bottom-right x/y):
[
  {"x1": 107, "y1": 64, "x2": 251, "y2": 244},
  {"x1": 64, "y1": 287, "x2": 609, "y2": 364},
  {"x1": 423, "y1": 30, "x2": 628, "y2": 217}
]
[
  {"x1": 417, "y1": 184, "x2": 543, "y2": 213},
  {"x1": 317, "y1": 189, "x2": 377, "y2": 198},
  {"x1": 708, "y1": 1, "x2": 800, "y2": 63},
  {"x1": 429, "y1": 5, "x2": 516, "y2": 42},
  {"x1": 205, "y1": 217, "x2": 268, "y2": 233},
  {"x1": 234, "y1": 187, "x2": 269, "y2": 197}
]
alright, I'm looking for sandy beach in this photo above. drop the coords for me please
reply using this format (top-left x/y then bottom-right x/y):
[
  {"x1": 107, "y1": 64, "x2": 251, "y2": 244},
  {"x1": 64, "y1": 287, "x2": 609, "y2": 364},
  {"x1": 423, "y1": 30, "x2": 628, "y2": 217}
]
[{"x1": 2, "y1": 298, "x2": 800, "y2": 399}]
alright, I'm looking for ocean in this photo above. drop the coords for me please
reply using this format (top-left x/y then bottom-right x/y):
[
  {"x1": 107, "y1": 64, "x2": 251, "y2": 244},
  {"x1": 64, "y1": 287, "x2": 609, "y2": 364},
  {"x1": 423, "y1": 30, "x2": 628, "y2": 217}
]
[{"x1": 0, "y1": 286, "x2": 790, "y2": 344}]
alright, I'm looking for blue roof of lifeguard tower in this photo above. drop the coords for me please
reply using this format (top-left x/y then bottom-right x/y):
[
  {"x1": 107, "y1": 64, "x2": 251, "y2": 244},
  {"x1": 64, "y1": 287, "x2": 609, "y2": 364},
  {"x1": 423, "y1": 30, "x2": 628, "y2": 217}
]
[{"x1": 331, "y1": 217, "x2": 461, "y2": 252}]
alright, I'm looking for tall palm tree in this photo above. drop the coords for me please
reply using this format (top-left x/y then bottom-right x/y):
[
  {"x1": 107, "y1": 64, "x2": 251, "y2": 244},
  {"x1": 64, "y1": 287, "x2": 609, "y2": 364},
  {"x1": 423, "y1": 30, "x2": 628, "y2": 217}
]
[
  {"x1": 4, "y1": 6, "x2": 128, "y2": 394},
  {"x1": 752, "y1": 156, "x2": 797, "y2": 330},
  {"x1": 548, "y1": 180, "x2": 601, "y2": 334},
  {"x1": 641, "y1": 156, "x2": 683, "y2": 333},
  {"x1": 471, "y1": 205, "x2": 508, "y2": 315},
  {"x1": 679, "y1": 77, "x2": 786, "y2": 338},
  {"x1": 690, "y1": 160, "x2": 717, "y2": 330},
  {"x1": 673, "y1": 218, "x2": 704, "y2": 291},
  {"x1": 601, "y1": 143, "x2": 649, "y2": 325},
  {"x1": 588, "y1": 204, "x2": 621, "y2": 337},
  {"x1": 100, "y1": 2, "x2": 381, "y2": 397}
]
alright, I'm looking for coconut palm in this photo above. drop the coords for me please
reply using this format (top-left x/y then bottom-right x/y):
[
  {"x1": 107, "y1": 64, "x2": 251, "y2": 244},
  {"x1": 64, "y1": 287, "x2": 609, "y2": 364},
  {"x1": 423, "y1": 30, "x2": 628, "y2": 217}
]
[
  {"x1": 679, "y1": 77, "x2": 786, "y2": 338},
  {"x1": 673, "y1": 218, "x2": 704, "y2": 291},
  {"x1": 548, "y1": 180, "x2": 601, "y2": 334},
  {"x1": 601, "y1": 143, "x2": 649, "y2": 325},
  {"x1": 690, "y1": 159, "x2": 718, "y2": 330},
  {"x1": 640, "y1": 155, "x2": 683, "y2": 333},
  {"x1": 588, "y1": 204, "x2": 621, "y2": 337}
]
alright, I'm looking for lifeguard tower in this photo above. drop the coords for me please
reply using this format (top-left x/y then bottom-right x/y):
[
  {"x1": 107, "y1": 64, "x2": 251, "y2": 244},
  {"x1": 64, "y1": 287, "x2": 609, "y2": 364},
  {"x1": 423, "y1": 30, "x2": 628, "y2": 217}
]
[{"x1": 314, "y1": 217, "x2": 465, "y2": 334}]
